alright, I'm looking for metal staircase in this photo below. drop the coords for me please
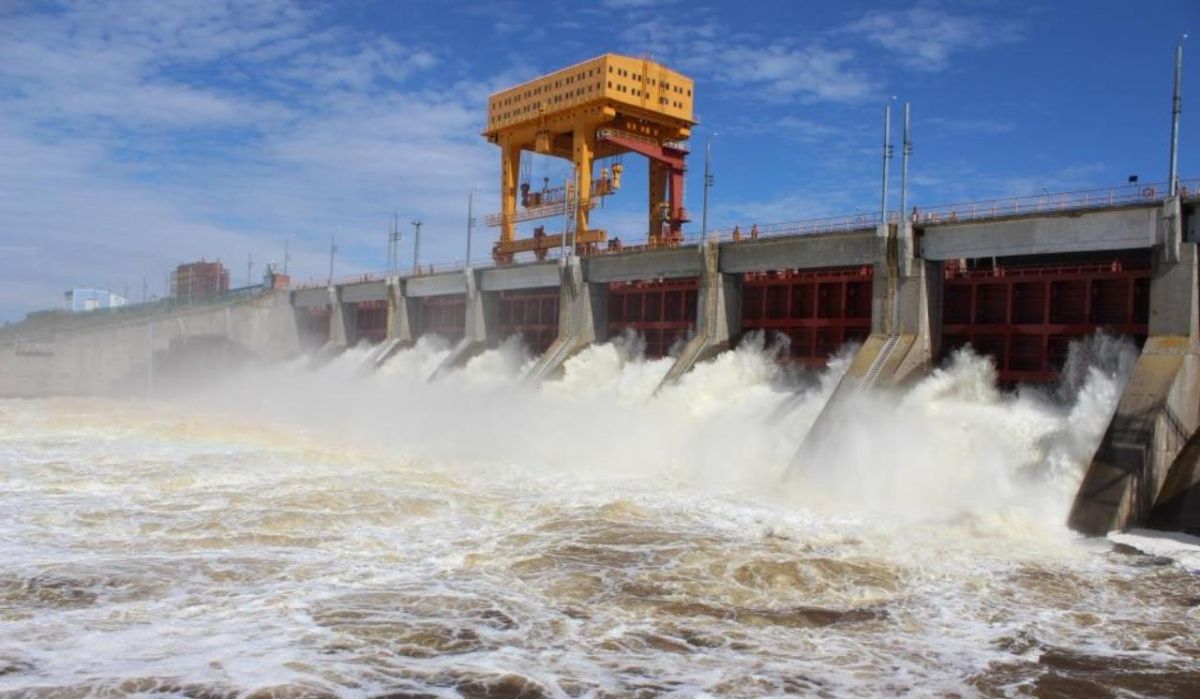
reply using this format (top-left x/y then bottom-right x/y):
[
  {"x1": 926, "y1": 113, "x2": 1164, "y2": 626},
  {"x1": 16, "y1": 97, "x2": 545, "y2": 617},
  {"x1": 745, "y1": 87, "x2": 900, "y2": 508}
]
[{"x1": 858, "y1": 333, "x2": 901, "y2": 392}]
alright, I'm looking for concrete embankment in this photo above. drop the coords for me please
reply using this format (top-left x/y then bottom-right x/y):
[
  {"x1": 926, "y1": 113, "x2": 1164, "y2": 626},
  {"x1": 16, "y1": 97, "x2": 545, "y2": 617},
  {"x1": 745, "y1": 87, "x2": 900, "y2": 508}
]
[{"x1": 0, "y1": 291, "x2": 300, "y2": 397}]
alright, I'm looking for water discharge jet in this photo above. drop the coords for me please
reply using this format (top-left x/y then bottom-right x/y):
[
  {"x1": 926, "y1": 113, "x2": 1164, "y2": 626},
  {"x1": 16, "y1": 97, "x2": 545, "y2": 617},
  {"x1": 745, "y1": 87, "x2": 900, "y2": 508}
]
[{"x1": 3, "y1": 333, "x2": 1197, "y2": 696}]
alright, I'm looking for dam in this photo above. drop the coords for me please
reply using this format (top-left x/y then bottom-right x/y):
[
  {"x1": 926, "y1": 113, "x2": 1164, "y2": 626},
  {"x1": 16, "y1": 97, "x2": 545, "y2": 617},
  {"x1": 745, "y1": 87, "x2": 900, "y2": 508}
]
[{"x1": 3, "y1": 181, "x2": 1199, "y2": 538}]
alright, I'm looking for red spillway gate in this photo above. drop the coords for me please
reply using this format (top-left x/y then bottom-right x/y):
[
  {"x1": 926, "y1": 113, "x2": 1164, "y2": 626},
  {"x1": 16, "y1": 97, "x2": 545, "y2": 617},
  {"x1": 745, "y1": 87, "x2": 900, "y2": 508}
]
[
  {"x1": 419, "y1": 294, "x2": 467, "y2": 344},
  {"x1": 354, "y1": 300, "x2": 388, "y2": 344},
  {"x1": 497, "y1": 287, "x2": 560, "y2": 356},
  {"x1": 941, "y1": 254, "x2": 1150, "y2": 383},
  {"x1": 607, "y1": 279, "x2": 699, "y2": 358},
  {"x1": 740, "y1": 266, "x2": 873, "y2": 366}
]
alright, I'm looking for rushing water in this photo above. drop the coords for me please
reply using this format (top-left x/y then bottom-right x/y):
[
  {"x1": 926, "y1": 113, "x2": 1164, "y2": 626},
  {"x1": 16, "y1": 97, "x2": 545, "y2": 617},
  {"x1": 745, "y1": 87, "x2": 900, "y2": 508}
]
[{"x1": 1, "y1": 334, "x2": 1198, "y2": 697}]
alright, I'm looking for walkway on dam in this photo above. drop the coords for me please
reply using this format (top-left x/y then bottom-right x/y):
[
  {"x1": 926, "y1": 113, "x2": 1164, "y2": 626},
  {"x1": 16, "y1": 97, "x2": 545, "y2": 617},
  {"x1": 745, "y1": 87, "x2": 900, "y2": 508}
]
[{"x1": 294, "y1": 179, "x2": 1198, "y2": 291}]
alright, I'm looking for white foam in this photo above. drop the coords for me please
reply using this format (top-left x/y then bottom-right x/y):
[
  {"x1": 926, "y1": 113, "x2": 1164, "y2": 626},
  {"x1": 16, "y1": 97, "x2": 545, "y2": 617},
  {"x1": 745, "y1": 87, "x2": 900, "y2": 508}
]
[
  {"x1": 453, "y1": 334, "x2": 534, "y2": 384},
  {"x1": 789, "y1": 334, "x2": 1138, "y2": 531},
  {"x1": 2, "y1": 332, "x2": 1186, "y2": 696},
  {"x1": 378, "y1": 334, "x2": 452, "y2": 379},
  {"x1": 1109, "y1": 528, "x2": 1200, "y2": 572}
]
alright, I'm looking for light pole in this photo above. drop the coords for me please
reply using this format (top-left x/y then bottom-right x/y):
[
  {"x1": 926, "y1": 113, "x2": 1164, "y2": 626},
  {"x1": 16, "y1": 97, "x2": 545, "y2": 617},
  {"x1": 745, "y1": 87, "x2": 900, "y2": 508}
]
[
  {"x1": 411, "y1": 219, "x2": 423, "y2": 274},
  {"x1": 900, "y1": 102, "x2": 911, "y2": 225},
  {"x1": 881, "y1": 101, "x2": 894, "y2": 223},
  {"x1": 327, "y1": 229, "x2": 338, "y2": 285},
  {"x1": 388, "y1": 211, "x2": 401, "y2": 275},
  {"x1": 1168, "y1": 34, "x2": 1186, "y2": 196},
  {"x1": 466, "y1": 191, "x2": 477, "y2": 266},
  {"x1": 283, "y1": 234, "x2": 294, "y2": 275},
  {"x1": 702, "y1": 132, "x2": 717, "y2": 239}
]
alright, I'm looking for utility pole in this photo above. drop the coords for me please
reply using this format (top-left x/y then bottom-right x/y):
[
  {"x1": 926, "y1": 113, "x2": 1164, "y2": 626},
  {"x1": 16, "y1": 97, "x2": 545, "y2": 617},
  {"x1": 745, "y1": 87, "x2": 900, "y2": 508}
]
[
  {"x1": 1169, "y1": 35, "x2": 1186, "y2": 196},
  {"x1": 702, "y1": 132, "x2": 717, "y2": 239},
  {"x1": 386, "y1": 216, "x2": 393, "y2": 275},
  {"x1": 327, "y1": 229, "x2": 338, "y2": 285},
  {"x1": 411, "y1": 219, "x2": 423, "y2": 274},
  {"x1": 388, "y1": 211, "x2": 402, "y2": 275},
  {"x1": 881, "y1": 102, "x2": 893, "y2": 223},
  {"x1": 283, "y1": 236, "x2": 292, "y2": 275},
  {"x1": 900, "y1": 102, "x2": 912, "y2": 224},
  {"x1": 246, "y1": 253, "x2": 254, "y2": 287},
  {"x1": 466, "y1": 191, "x2": 476, "y2": 266}
]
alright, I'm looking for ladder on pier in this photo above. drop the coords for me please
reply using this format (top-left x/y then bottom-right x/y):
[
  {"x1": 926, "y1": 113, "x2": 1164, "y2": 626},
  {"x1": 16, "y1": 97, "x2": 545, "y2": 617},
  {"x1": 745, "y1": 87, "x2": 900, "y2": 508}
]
[{"x1": 858, "y1": 333, "x2": 901, "y2": 393}]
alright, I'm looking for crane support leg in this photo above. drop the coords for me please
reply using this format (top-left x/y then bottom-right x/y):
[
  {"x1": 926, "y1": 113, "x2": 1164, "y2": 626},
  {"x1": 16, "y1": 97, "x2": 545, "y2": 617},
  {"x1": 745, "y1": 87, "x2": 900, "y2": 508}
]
[
  {"x1": 668, "y1": 167, "x2": 686, "y2": 243},
  {"x1": 500, "y1": 139, "x2": 521, "y2": 249},
  {"x1": 596, "y1": 130, "x2": 689, "y2": 247},
  {"x1": 573, "y1": 123, "x2": 594, "y2": 242},
  {"x1": 649, "y1": 160, "x2": 668, "y2": 245}
]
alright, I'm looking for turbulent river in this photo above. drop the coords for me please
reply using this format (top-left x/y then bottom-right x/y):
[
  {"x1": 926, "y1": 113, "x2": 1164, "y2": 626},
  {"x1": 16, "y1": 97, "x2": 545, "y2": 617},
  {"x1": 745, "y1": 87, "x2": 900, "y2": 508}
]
[{"x1": 2, "y1": 334, "x2": 1198, "y2": 697}]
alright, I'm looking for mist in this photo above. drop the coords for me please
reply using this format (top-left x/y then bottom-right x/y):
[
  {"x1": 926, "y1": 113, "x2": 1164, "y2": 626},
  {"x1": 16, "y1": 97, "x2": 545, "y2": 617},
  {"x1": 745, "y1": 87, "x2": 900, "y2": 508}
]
[{"x1": 174, "y1": 331, "x2": 1138, "y2": 534}]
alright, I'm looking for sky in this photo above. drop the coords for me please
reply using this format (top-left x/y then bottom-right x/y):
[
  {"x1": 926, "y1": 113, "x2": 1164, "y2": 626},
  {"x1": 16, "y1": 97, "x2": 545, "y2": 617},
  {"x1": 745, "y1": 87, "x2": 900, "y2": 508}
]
[{"x1": 0, "y1": 0, "x2": 1196, "y2": 322}]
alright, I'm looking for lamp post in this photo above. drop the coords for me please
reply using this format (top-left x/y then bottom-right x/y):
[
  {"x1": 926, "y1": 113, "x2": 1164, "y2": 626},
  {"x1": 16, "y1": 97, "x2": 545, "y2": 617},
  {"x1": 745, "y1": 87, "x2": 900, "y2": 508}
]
[
  {"x1": 283, "y1": 234, "x2": 295, "y2": 275},
  {"x1": 880, "y1": 102, "x2": 893, "y2": 223},
  {"x1": 411, "y1": 219, "x2": 423, "y2": 274},
  {"x1": 466, "y1": 191, "x2": 477, "y2": 267},
  {"x1": 702, "y1": 132, "x2": 717, "y2": 240},
  {"x1": 327, "y1": 228, "x2": 338, "y2": 285},
  {"x1": 388, "y1": 211, "x2": 401, "y2": 275},
  {"x1": 900, "y1": 102, "x2": 911, "y2": 226},
  {"x1": 1168, "y1": 35, "x2": 1186, "y2": 196}
]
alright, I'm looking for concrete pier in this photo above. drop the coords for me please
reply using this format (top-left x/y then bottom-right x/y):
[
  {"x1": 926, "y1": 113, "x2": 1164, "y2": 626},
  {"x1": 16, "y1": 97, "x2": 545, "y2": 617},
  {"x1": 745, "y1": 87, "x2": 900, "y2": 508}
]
[
  {"x1": 428, "y1": 269, "x2": 498, "y2": 380},
  {"x1": 792, "y1": 222, "x2": 938, "y2": 462},
  {"x1": 523, "y1": 256, "x2": 606, "y2": 383},
  {"x1": 305, "y1": 286, "x2": 355, "y2": 368},
  {"x1": 656, "y1": 241, "x2": 741, "y2": 390},
  {"x1": 1069, "y1": 201, "x2": 1200, "y2": 535},
  {"x1": 328, "y1": 286, "x2": 357, "y2": 349},
  {"x1": 362, "y1": 277, "x2": 421, "y2": 371},
  {"x1": 1149, "y1": 426, "x2": 1200, "y2": 533}
]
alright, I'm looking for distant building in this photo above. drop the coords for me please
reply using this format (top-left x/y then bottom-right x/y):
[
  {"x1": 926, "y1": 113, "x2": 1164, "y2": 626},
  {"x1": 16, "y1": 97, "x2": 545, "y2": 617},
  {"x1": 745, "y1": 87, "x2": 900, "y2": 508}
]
[
  {"x1": 171, "y1": 260, "x2": 229, "y2": 301},
  {"x1": 262, "y1": 263, "x2": 290, "y2": 290},
  {"x1": 64, "y1": 288, "x2": 127, "y2": 313}
]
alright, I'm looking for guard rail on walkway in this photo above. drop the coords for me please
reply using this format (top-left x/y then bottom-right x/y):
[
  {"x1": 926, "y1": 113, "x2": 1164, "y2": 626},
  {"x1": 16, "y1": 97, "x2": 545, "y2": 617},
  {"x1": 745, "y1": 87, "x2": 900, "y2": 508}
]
[{"x1": 295, "y1": 177, "x2": 1198, "y2": 287}]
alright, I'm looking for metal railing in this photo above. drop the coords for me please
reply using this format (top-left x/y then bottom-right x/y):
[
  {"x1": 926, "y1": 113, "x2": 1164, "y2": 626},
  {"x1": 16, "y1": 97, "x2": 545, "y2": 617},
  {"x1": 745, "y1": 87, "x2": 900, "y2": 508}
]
[
  {"x1": 292, "y1": 256, "x2": 507, "y2": 290},
  {"x1": 914, "y1": 178, "x2": 1198, "y2": 226},
  {"x1": 0, "y1": 285, "x2": 272, "y2": 341},
  {"x1": 596, "y1": 127, "x2": 690, "y2": 153},
  {"x1": 295, "y1": 177, "x2": 1198, "y2": 287},
  {"x1": 705, "y1": 211, "x2": 887, "y2": 243}
]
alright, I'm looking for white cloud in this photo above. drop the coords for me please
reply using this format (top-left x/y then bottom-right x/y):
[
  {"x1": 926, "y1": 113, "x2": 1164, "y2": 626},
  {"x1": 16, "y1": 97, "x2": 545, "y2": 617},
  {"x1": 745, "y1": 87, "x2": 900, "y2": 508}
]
[
  {"x1": 0, "y1": 0, "x2": 501, "y2": 320},
  {"x1": 774, "y1": 116, "x2": 842, "y2": 142},
  {"x1": 844, "y1": 5, "x2": 1022, "y2": 72},
  {"x1": 618, "y1": 21, "x2": 875, "y2": 104},
  {"x1": 707, "y1": 44, "x2": 874, "y2": 103}
]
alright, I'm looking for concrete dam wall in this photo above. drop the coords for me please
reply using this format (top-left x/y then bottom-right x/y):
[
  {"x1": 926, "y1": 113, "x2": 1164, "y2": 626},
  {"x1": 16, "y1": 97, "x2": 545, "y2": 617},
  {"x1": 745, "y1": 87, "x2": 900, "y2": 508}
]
[
  {"x1": 2, "y1": 198, "x2": 1198, "y2": 535},
  {"x1": 0, "y1": 291, "x2": 300, "y2": 397}
]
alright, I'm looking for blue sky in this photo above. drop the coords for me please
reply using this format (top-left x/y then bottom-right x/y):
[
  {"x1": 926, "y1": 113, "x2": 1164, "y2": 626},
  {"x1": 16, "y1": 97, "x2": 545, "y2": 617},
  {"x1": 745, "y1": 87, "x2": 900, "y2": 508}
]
[{"x1": 0, "y1": 0, "x2": 1195, "y2": 322}]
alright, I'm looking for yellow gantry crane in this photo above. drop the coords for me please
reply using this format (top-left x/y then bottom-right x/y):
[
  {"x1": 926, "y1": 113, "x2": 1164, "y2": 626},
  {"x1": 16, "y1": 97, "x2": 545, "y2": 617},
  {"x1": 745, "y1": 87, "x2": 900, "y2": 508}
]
[{"x1": 484, "y1": 54, "x2": 696, "y2": 263}]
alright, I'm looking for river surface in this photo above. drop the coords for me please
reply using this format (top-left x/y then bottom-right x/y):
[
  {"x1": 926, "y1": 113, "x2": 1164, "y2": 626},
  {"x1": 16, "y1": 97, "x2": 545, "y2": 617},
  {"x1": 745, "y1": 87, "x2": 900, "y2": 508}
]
[{"x1": 1, "y1": 335, "x2": 1198, "y2": 697}]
